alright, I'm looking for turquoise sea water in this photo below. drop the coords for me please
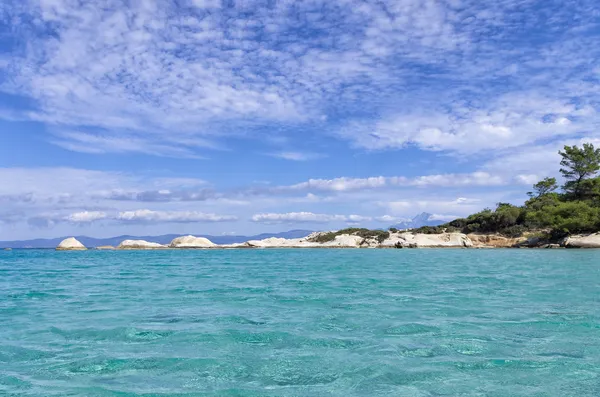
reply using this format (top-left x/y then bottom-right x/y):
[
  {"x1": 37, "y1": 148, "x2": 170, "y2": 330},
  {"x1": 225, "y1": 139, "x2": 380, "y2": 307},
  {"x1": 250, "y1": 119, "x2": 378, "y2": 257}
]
[{"x1": 1, "y1": 249, "x2": 599, "y2": 396}]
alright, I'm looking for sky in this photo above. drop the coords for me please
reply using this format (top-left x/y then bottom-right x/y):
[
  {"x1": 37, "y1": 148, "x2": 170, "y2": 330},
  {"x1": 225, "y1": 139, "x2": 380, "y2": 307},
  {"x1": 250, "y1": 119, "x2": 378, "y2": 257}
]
[{"x1": 0, "y1": 0, "x2": 599, "y2": 240}]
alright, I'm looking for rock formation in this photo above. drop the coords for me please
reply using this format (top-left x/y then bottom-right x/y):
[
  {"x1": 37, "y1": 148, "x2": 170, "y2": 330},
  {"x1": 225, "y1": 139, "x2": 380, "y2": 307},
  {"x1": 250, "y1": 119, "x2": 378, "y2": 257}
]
[
  {"x1": 381, "y1": 232, "x2": 473, "y2": 248},
  {"x1": 467, "y1": 234, "x2": 527, "y2": 248},
  {"x1": 116, "y1": 240, "x2": 167, "y2": 250},
  {"x1": 563, "y1": 233, "x2": 600, "y2": 248},
  {"x1": 56, "y1": 237, "x2": 87, "y2": 251},
  {"x1": 169, "y1": 235, "x2": 216, "y2": 248},
  {"x1": 241, "y1": 231, "x2": 473, "y2": 249}
]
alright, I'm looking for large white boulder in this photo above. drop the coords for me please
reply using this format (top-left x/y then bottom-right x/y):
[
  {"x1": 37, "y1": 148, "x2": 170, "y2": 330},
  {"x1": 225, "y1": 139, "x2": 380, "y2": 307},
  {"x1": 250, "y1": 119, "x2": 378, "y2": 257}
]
[
  {"x1": 117, "y1": 240, "x2": 167, "y2": 250},
  {"x1": 169, "y1": 235, "x2": 216, "y2": 248},
  {"x1": 244, "y1": 237, "x2": 319, "y2": 248},
  {"x1": 245, "y1": 237, "x2": 290, "y2": 248},
  {"x1": 321, "y1": 234, "x2": 364, "y2": 248},
  {"x1": 56, "y1": 237, "x2": 87, "y2": 251},
  {"x1": 563, "y1": 233, "x2": 600, "y2": 248}
]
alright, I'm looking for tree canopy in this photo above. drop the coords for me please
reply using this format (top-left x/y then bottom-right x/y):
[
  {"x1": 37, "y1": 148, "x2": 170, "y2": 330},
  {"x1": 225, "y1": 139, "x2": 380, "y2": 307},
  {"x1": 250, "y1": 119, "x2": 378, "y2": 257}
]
[
  {"x1": 559, "y1": 143, "x2": 600, "y2": 198},
  {"x1": 409, "y1": 143, "x2": 600, "y2": 238}
]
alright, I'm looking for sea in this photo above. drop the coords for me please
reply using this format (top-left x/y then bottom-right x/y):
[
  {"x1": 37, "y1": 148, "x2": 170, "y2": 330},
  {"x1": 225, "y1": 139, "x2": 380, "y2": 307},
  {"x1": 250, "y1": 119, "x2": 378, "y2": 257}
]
[{"x1": 1, "y1": 248, "x2": 599, "y2": 396}]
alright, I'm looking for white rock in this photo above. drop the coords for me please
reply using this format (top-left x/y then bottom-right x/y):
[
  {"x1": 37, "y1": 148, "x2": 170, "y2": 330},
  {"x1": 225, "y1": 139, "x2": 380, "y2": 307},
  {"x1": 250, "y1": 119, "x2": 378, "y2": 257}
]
[
  {"x1": 169, "y1": 235, "x2": 216, "y2": 248},
  {"x1": 381, "y1": 232, "x2": 472, "y2": 248},
  {"x1": 56, "y1": 237, "x2": 87, "y2": 251},
  {"x1": 244, "y1": 237, "x2": 318, "y2": 248},
  {"x1": 117, "y1": 240, "x2": 167, "y2": 250},
  {"x1": 563, "y1": 233, "x2": 600, "y2": 248},
  {"x1": 321, "y1": 234, "x2": 364, "y2": 248}
]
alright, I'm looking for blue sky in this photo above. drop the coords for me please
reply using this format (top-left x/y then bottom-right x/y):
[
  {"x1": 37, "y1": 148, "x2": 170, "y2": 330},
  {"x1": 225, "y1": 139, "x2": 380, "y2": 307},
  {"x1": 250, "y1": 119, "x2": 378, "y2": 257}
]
[{"x1": 0, "y1": 0, "x2": 599, "y2": 240}]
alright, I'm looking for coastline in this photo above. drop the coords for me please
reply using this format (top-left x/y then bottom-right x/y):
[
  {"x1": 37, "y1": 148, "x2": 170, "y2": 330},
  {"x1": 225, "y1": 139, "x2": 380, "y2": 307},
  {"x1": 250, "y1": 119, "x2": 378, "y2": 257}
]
[{"x1": 50, "y1": 231, "x2": 600, "y2": 251}]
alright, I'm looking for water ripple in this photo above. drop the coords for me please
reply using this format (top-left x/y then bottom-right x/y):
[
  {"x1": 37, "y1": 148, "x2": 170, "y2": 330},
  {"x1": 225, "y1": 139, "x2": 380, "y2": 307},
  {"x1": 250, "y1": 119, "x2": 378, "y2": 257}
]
[{"x1": 1, "y1": 248, "x2": 599, "y2": 396}]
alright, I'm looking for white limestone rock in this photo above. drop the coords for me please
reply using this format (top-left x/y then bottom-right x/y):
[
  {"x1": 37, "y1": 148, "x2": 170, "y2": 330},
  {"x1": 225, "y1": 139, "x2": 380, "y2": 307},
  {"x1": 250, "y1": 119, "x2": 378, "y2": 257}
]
[
  {"x1": 563, "y1": 233, "x2": 600, "y2": 248},
  {"x1": 117, "y1": 240, "x2": 167, "y2": 250},
  {"x1": 169, "y1": 235, "x2": 216, "y2": 248},
  {"x1": 381, "y1": 232, "x2": 472, "y2": 248},
  {"x1": 321, "y1": 234, "x2": 364, "y2": 248},
  {"x1": 56, "y1": 237, "x2": 87, "y2": 251}
]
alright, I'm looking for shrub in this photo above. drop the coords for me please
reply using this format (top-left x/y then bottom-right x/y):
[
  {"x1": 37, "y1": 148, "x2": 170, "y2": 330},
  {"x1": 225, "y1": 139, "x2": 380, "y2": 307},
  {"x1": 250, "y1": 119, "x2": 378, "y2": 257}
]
[
  {"x1": 500, "y1": 225, "x2": 528, "y2": 238},
  {"x1": 308, "y1": 228, "x2": 390, "y2": 243},
  {"x1": 526, "y1": 201, "x2": 600, "y2": 235}
]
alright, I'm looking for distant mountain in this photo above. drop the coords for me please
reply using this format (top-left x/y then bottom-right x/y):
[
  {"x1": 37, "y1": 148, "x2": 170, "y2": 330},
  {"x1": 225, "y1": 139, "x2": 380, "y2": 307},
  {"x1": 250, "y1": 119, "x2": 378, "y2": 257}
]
[
  {"x1": 0, "y1": 230, "x2": 314, "y2": 249},
  {"x1": 390, "y1": 212, "x2": 446, "y2": 230}
]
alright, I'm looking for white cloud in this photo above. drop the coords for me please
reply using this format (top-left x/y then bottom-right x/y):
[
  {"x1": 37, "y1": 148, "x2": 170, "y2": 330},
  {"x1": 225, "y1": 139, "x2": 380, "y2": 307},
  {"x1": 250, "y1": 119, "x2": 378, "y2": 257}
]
[
  {"x1": 287, "y1": 177, "x2": 388, "y2": 192},
  {"x1": 251, "y1": 212, "x2": 371, "y2": 224},
  {"x1": 117, "y1": 209, "x2": 237, "y2": 223},
  {"x1": 4, "y1": 0, "x2": 595, "y2": 160},
  {"x1": 409, "y1": 172, "x2": 505, "y2": 187},
  {"x1": 382, "y1": 197, "x2": 486, "y2": 218},
  {"x1": 50, "y1": 131, "x2": 210, "y2": 158},
  {"x1": 0, "y1": 167, "x2": 129, "y2": 199},
  {"x1": 375, "y1": 215, "x2": 404, "y2": 223},
  {"x1": 279, "y1": 172, "x2": 508, "y2": 193},
  {"x1": 429, "y1": 213, "x2": 459, "y2": 222},
  {"x1": 339, "y1": 93, "x2": 597, "y2": 154},
  {"x1": 65, "y1": 211, "x2": 107, "y2": 223}
]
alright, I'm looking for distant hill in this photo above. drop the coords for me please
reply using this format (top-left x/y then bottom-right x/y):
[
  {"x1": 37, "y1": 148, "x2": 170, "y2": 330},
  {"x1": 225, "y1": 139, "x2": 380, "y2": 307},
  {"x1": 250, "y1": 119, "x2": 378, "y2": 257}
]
[
  {"x1": 0, "y1": 230, "x2": 314, "y2": 249},
  {"x1": 390, "y1": 212, "x2": 446, "y2": 230}
]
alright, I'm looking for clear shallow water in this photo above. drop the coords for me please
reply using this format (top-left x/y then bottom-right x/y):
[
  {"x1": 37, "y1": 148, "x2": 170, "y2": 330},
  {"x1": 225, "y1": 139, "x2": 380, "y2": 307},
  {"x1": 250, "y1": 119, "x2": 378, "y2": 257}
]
[{"x1": 1, "y1": 249, "x2": 599, "y2": 396}]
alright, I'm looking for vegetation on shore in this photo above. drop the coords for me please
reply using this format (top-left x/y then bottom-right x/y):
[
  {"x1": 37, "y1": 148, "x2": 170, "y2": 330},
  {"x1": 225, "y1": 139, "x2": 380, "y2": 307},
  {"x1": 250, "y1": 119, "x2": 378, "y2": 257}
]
[
  {"x1": 309, "y1": 228, "x2": 390, "y2": 243},
  {"x1": 410, "y1": 143, "x2": 600, "y2": 238}
]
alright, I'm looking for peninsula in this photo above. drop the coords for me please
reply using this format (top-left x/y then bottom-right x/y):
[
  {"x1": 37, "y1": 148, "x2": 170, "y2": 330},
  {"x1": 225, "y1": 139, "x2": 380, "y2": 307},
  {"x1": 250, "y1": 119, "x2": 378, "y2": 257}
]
[{"x1": 55, "y1": 143, "x2": 600, "y2": 250}]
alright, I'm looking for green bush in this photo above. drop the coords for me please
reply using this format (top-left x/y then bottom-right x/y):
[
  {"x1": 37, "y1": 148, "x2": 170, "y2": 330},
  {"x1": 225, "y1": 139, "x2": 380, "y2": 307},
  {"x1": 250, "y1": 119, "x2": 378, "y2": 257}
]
[
  {"x1": 526, "y1": 201, "x2": 600, "y2": 235},
  {"x1": 500, "y1": 225, "x2": 528, "y2": 238},
  {"x1": 308, "y1": 228, "x2": 390, "y2": 243}
]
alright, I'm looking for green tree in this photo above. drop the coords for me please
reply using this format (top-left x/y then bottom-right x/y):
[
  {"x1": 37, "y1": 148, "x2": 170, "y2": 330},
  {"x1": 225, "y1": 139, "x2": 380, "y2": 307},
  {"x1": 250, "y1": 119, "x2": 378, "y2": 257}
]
[
  {"x1": 559, "y1": 143, "x2": 600, "y2": 198},
  {"x1": 527, "y1": 177, "x2": 558, "y2": 198},
  {"x1": 526, "y1": 201, "x2": 600, "y2": 236}
]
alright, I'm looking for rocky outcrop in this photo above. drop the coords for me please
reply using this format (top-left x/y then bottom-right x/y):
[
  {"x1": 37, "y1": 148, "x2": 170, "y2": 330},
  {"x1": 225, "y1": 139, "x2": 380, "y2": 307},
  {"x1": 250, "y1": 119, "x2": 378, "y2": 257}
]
[
  {"x1": 117, "y1": 240, "x2": 167, "y2": 250},
  {"x1": 387, "y1": 232, "x2": 473, "y2": 248},
  {"x1": 563, "y1": 233, "x2": 600, "y2": 248},
  {"x1": 4, "y1": 248, "x2": 12, "y2": 251},
  {"x1": 56, "y1": 237, "x2": 87, "y2": 251},
  {"x1": 322, "y1": 235, "x2": 365, "y2": 248},
  {"x1": 169, "y1": 235, "x2": 216, "y2": 248},
  {"x1": 467, "y1": 234, "x2": 528, "y2": 248},
  {"x1": 242, "y1": 232, "x2": 472, "y2": 249}
]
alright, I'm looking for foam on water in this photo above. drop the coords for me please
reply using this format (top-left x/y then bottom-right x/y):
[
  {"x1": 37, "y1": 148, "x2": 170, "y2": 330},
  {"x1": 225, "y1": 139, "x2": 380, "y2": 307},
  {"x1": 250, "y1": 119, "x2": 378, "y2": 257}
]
[{"x1": 1, "y1": 248, "x2": 599, "y2": 396}]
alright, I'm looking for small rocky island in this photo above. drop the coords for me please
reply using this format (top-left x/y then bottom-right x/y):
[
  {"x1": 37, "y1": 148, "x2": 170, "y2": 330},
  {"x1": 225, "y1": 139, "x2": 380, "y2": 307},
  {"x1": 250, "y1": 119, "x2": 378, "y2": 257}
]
[{"x1": 56, "y1": 237, "x2": 88, "y2": 251}]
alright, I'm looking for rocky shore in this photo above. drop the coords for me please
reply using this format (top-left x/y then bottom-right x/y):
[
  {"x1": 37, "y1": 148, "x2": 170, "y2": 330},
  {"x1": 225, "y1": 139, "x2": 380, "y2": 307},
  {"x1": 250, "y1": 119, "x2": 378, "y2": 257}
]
[{"x1": 55, "y1": 231, "x2": 600, "y2": 250}]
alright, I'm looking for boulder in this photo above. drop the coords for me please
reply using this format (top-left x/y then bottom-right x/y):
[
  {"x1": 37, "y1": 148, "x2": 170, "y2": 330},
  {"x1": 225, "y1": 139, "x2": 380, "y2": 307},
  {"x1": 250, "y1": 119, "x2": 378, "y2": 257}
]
[
  {"x1": 245, "y1": 237, "x2": 290, "y2": 248},
  {"x1": 56, "y1": 237, "x2": 87, "y2": 251},
  {"x1": 563, "y1": 233, "x2": 600, "y2": 248},
  {"x1": 244, "y1": 237, "x2": 319, "y2": 248},
  {"x1": 117, "y1": 240, "x2": 167, "y2": 250},
  {"x1": 170, "y1": 235, "x2": 216, "y2": 248},
  {"x1": 321, "y1": 235, "x2": 364, "y2": 248}
]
